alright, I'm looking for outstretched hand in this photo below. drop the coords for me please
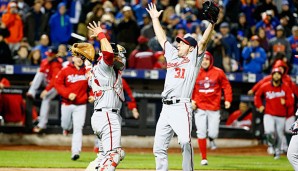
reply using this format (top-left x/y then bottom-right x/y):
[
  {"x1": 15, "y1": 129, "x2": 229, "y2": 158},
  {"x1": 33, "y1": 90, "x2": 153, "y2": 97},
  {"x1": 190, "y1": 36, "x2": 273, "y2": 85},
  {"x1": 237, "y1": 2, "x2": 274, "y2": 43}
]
[
  {"x1": 146, "y1": 3, "x2": 163, "y2": 19},
  {"x1": 87, "y1": 21, "x2": 103, "y2": 39}
]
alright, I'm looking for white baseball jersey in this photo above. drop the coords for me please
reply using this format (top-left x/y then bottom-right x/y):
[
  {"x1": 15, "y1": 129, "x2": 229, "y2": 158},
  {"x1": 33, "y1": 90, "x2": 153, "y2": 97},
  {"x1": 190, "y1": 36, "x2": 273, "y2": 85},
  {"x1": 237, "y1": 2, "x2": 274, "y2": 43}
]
[
  {"x1": 162, "y1": 41, "x2": 204, "y2": 98},
  {"x1": 89, "y1": 57, "x2": 125, "y2": 110}
]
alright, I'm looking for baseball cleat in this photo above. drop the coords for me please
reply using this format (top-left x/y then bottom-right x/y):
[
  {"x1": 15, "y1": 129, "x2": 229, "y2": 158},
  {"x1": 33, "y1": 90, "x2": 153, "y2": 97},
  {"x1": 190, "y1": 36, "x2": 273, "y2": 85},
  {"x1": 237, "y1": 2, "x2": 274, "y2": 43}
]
[
  {"x1": 267, "y1": 147, "x2": 274, "y2": 155},
  {"x1": 63, "y1": 130, "x2": 70, "y2": 136},
  {"x1": 273, "y1": 154, "x2": 280, "y2": 160},
  {"x1": 201, "y1": 159, "x2": 208, "y2": 165},
  {"x1": 210, "y1": 140, "x2": 217, "y2": 150},
  {"x1": 71, "y1": 154, "x2": 80, "y2": 161},
  {"x1": 32, "y1": 126, "x2": 43, "y2": 133}
]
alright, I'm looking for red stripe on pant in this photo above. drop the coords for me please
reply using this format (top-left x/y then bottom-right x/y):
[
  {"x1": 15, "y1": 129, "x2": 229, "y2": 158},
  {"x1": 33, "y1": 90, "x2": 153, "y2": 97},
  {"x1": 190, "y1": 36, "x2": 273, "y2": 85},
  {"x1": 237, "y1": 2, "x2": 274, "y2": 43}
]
[{"x1": 106, "y1": 112, "x2": 113, "y2": 151}]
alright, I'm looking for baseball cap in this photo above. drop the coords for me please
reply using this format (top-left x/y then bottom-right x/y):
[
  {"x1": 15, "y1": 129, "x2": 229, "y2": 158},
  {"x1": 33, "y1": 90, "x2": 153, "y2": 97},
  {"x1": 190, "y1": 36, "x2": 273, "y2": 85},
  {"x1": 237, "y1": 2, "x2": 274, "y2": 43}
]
[
  {"x1": 250, "y1": 35, "x2": 259, "y2": 41},
  {"x1": 276, "y1": 25, "x2": 284, "y2": 31},
  {"x1": 282, "y1": 0, "x2": 289, "y2": 5},
  {"x1": 122, "y1": 6, "x2": 132, "y2": 12},
  {"x1": 176, "y1": 35, "x2": 197, "y2": 47},
  {"x1": 9, "y1": 2, "x2": 17, "y2": 8},
  {"x1": 137, "y1": 35, "x2": 149, "y2": 44},
  {"x1": 45, "y1": 46, "x2": 58, "y2": 57},
  {"x1": 292, "y1": 25, "x2": 298, "y2": 32},
  {"x1": 271, "y1": 67, "x2": 283, "y2": 74},
  {"x1": 220, "y1": 22, "x2": 229, "y2": 28}
]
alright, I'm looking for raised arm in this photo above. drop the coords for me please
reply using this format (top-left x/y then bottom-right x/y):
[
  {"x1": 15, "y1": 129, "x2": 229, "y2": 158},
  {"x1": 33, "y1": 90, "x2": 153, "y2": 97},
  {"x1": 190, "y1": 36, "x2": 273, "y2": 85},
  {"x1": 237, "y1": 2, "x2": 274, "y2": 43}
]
[
  {"x1": 146, "y1": 3, "x2": 167, "y2": 50},
  {"x1": 87, "y1": 21, "x2": 113, "y2": 53},
  {"x1": 87, "y1": 21, "x2": 114, "y2": 65},
  {"x1": 197, "y1": 23, "x2": 215, "y2": 55}
]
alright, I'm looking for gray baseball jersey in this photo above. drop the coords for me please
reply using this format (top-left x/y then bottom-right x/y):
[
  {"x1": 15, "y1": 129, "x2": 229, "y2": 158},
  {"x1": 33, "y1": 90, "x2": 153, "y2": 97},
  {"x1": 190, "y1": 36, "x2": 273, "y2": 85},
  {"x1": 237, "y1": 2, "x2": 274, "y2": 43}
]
[
  {"x1": 154, "y1": 41, "x2": 204, "y2": 171},
  {"x1": 89, "y1": 54, "x2": 125, "y2": 155}
]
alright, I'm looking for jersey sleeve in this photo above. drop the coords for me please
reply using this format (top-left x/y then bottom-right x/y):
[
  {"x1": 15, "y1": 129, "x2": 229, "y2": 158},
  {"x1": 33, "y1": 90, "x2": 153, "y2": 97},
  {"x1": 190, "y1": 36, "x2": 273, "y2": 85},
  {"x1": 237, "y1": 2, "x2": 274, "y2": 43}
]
[
  {"x1": 54, "y1": 69, "x2": 71, "y2": 99},
  {"x1": 164, "y1": 41, "x2": 178, "y2": 61},
  {"x1": 220, "y1": 70, "x2": 233, "y2": 102}
]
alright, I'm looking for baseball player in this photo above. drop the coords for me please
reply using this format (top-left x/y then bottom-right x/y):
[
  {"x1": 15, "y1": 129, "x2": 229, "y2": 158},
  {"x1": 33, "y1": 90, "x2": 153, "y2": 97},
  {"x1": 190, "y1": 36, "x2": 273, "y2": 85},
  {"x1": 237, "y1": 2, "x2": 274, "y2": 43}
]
[
  {"x1": 27, "y1": 46, "x2": 63, "y2": 133},
  {"x1": 84, "y1": 21, "x2": 126, "y2": 171},
  {"x1": 146, "y1": 2, "x2": 218, "y2": 170},
  {"x1": 287, "y1": 113, "x2": 298, "y2": 171},
  {"x1": 93, "y1": 78, "x2": 139, "y2": 153},
  {"x1": 254, "y1": 67, "x2": 294, "y2": 159},
  {"x1": 192, "y1": 51, "x2": 232, "y2": 166},
  {"x1": 54, "y1": 48, "x2": 94, "y2": 161},
  {"x1": 248, "y1": 59, "x2": 297, "y2": 153}
]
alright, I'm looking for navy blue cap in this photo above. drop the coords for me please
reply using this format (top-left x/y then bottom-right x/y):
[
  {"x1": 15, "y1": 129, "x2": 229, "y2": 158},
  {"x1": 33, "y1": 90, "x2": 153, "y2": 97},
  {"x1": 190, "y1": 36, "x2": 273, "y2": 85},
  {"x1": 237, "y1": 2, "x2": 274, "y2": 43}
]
[{"x1": 176, "y1": 35, "x2": 197, "y2": 47}]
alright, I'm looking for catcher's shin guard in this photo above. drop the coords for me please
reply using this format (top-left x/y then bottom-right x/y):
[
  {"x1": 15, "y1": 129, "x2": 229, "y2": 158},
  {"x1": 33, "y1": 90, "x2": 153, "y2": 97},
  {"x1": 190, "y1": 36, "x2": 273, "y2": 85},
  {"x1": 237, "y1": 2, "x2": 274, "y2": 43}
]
[
  {"x1": 85, "y1": 152, "x2": 105, "y2": 171},
  {"x1": 98, "y1": 148, "x2": 125, "y2": 171}
]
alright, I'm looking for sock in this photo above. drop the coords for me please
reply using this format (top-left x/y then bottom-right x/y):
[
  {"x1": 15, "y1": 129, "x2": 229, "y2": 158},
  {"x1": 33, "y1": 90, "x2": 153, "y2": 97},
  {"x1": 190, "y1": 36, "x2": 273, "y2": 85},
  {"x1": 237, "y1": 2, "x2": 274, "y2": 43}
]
[{"x1": 198, "y1": 138, "x2": 207, "y2": 160}]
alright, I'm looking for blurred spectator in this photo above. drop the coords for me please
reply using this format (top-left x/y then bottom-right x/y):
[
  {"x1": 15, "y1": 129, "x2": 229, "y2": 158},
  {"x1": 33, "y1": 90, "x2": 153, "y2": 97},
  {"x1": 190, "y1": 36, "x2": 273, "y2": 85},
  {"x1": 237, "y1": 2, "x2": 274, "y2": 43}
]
[
  {"x1": 116, "y1": 6, "x2": 140, "y2": 58},
  {"x1": 1, "y1": 2, "x2": 23, "y2": 50},
  {"x1": 100, "y1": 13, "x2": 117, "y2": 42},
  {"x1": 253, "y1": 0, "x2": 279, "y2": 22},
  {"x1": 17, "y1": 0, "x2": 30, "y2": 21},
  {"x1": 0, "y1": 76, "x2": 24, "y2": 126},
  {"x1": 240, "y1": 0, "x2": 257, "y2": 27},
  {"x1": 85, "y1": 4, "x2": 104, "y2": 28},
  {"x1": 28, "y1": 47, "x2": 42, "y2": 66},
  {"x1": 27, "y1": 46, "x2": 63, "y2": 133},
  {"x1": 14, "y1": 45, "x2": 30, "y2": 65},
  {"x1": 268, "y1": 25, "x2": 292, "y2": 62},
  {"x1": 0, "y1": 26, "x2": 12, "y2": 64},
  {"x1": 231, "y1": 13, "x2": 252, "y2": 43},
  {"x1": 174, "y1": 0, "x2": 188, "y2": 16},
  {"x1": 69, "y1": 0, "x2": 82, "y2": 31},
  {"x1": 255, "y1": 11, "x2": 280, "y2": 39},
  {"x1": 207, "y1": 32, "x2": 231, "y2": 72},
  {"x1": 288, "y1": 26, "x2": 298, "y2": 75},
  {"x1": 279, "y1": 16, "x2": 292, "y2": 37},
  {"x1": 256, "y1": 27, "x2": 269, "y2": 53},
  {"x1": 161, "y1": 6, "x2": 179, "y2": 31},
  {"x1": 219, "y1": 22, "x2": 240, "y2": 62},
  {"x1": 153, "y1": 51, "x2": 166, "y2": 69},
  {"x1": 129, "y1": 35, "x2": 155, "y2": 69},
  {"x1": 226, "y1": 101, "x2": 252, "y2": 129},
  {"x1": 148, "y1": 25, "x2": 171, "y2": 52},
  {"x1": 225, "y1": 0, "x2": 241, "y2": 23},
  {"x1": 49, "y1": 2, "x2": 72, "y2": 46},
  {"x1": 44, "y1": 0, "x2": 55, "y2": 17},
  {"x1": 34, "y1": 34, "x2": 50, "y2": 59},
  {"x1": 279, "y1": 0, "x2": 296, "y2": 27},
  {"x1": 190, "y1": 22, "x2": 206, "y2": 42},
  {"x1": 180, "y1": 7, "x2": 198, "y2": 31},
  {"x1": 57, "y1": 44, "x2": 68, "y2": 61},
  {"x1": 242, "y1": 35, "x2": 267, "y2": 73},
  {"x1": 132, "y1": 0, "x2": 148, "y2": 27},
  {"x1": 0, "y1": 0, "x2": 9, "y2": 17},
  {"x1": 141, "y1": 13, "x2": 155, "y2": 39},
  {"x1": 12, "y1": 37, "x2": 32, "y2": 56},
  {"x1": 24, "y1": 0, "x2": 48, "y2": 47},
  {"x1": 214, "y1": 5, "x2": 228, "y2": 31}
]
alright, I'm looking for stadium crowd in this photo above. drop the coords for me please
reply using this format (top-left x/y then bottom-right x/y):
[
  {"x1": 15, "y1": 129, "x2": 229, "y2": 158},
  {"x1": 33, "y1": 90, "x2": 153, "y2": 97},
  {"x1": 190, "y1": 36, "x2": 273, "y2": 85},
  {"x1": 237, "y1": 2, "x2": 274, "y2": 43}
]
[{"x1": 0, "y1": 0, "x2": 296, "y2": 74}]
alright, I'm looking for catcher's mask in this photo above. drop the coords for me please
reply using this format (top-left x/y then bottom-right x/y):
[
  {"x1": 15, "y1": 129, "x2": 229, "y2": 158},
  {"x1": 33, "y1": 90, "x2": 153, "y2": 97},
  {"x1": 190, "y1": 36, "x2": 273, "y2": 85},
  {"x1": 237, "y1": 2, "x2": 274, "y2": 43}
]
[{"x1": 111, "y1": 43, "x2": 126, "y2": 70}]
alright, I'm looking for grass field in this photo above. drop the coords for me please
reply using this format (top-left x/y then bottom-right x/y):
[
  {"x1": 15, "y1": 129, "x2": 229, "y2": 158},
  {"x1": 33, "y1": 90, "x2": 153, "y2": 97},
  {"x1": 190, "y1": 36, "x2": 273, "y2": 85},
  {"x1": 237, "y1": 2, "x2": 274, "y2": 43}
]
[{"x1": 0, "y1": 150, "x2": 293, "y2": 170}]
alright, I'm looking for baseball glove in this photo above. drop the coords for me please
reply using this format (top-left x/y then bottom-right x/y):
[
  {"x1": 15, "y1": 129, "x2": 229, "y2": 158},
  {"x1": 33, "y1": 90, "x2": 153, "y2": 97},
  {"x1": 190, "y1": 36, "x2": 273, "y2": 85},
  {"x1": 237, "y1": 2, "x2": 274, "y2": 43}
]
[
  {"x1": 202, "y1": 0, "x2": 220, "y2": 24},
  {"x1": 71, "y1": 43, "x2": 95, "y2": 62},
  {"x1": 290, "y1": 121, "x2": 298, "y2": 135}
]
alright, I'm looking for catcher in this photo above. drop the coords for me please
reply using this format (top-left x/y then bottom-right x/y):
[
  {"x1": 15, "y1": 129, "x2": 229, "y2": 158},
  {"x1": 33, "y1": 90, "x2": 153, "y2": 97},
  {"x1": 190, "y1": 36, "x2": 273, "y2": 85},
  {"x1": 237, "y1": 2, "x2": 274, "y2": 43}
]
[{"x1": 82, "y1": 21, "x2": 126, "y2": 171}]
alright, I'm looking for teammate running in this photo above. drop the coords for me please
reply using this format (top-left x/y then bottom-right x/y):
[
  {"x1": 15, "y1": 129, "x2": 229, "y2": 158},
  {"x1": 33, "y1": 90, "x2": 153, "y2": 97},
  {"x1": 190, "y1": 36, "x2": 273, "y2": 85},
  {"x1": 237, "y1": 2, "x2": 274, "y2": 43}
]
[
  {"x1": 55, "y1": 47, "x2": 94, "y2": 160},
  {"x1": 146, "y1": 2, "x2": 218, "y2": 170},
  {"x1": 192, "y1": 51, "x2": 232, "y2": 165}
]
